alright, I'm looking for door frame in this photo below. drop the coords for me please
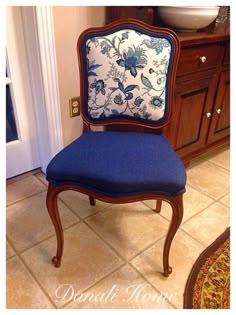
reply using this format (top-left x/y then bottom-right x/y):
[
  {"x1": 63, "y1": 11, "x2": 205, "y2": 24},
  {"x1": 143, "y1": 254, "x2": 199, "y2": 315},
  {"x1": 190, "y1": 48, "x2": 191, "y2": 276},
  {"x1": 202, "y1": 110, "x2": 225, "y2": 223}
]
[{"x1": 21, "y1": 6, "x2": 63, "y2": 173}]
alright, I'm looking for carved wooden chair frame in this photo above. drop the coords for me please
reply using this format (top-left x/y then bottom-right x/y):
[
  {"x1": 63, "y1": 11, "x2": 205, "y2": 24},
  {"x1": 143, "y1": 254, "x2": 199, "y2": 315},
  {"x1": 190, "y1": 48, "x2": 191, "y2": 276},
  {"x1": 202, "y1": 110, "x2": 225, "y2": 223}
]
[{"x1": 46, "y1": 18, "x2": 183, "y2": 277}]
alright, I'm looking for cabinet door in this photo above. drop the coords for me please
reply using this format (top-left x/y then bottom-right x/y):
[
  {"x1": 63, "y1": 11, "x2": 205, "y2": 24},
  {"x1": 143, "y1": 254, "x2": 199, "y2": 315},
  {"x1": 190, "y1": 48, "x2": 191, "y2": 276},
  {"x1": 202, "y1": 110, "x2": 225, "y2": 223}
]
[
  {"x1": 207, "y1": 70, "x2": 230, "y2": 144},
  {"x1": 168, "y1": 74, "x2": 217, "y2": 158}
]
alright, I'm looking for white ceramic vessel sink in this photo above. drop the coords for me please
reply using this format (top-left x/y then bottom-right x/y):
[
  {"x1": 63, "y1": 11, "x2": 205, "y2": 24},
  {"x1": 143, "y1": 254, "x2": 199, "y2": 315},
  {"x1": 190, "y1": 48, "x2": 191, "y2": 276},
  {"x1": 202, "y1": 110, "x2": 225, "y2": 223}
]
[{"x1": 158, "y1": 6, "x2": 220, "y2": 32}]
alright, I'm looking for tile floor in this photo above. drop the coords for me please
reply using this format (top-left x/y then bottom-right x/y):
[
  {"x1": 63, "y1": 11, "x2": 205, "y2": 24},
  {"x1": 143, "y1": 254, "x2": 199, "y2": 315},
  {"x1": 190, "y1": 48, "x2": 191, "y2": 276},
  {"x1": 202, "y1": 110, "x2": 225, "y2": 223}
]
[{"x1": 6, "y1": 145, "x2": 230, "y2": 309}]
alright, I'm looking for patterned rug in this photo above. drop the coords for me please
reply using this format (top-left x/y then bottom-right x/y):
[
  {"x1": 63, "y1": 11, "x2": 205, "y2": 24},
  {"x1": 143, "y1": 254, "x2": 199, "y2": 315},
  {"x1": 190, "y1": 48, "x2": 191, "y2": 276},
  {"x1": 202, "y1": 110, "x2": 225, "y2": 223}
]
[{"x1": 184, "y1": 228, "x2": 230, "y2": 309}]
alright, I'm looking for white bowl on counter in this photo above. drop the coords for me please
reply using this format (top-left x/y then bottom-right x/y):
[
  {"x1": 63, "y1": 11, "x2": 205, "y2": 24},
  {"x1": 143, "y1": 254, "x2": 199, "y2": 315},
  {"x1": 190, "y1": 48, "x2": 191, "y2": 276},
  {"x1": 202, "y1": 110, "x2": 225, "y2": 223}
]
[{"x1": 157, "y1": 6, "x2": 220, "y2": 32}]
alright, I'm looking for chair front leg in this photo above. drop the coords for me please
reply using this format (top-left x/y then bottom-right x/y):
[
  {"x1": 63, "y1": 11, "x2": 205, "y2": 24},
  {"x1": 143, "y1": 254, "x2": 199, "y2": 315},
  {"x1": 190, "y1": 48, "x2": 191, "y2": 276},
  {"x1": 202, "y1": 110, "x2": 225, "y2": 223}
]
[
  {"x1": 46, "y1": 184, "x2": 64, "y2": 267},
  {"x1": 163, "y1": 194, "x2": 183, "y2": 277}
]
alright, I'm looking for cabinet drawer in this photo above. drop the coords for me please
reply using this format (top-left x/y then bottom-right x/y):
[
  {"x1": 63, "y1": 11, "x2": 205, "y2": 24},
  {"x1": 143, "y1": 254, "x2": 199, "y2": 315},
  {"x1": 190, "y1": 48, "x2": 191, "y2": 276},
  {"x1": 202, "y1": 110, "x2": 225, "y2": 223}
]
[{"x1": 177, "y1": 43, "x2": 222, "y2": 76}]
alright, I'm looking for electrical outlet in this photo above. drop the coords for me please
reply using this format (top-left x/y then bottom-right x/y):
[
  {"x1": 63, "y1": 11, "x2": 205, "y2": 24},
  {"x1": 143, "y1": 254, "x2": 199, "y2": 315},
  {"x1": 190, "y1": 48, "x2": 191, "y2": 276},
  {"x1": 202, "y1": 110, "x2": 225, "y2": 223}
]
[{"x1": 69, "y1": 96, "x2": 80, "y2": 117}]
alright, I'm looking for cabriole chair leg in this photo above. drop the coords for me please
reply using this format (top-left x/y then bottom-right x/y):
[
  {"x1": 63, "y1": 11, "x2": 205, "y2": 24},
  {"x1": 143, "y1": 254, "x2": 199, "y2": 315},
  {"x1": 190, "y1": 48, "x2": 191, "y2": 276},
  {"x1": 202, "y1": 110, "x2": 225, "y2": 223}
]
[
  {"x1": 46, "y1": 184, "x2": 64, "y2": 267},
  {"x1": 46, "y1": 185, "x2": 183, "y2": 277},
  {"x1": 163, "y1": 194, "x2": 183, "y2": 277}
]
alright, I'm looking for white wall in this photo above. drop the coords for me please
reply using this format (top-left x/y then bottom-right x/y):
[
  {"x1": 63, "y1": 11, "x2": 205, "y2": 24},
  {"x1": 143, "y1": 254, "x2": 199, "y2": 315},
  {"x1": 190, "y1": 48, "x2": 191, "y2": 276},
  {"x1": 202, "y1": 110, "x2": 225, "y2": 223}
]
[{"x1": 53, "y1": 6, "x2": 105, "y2": 146}]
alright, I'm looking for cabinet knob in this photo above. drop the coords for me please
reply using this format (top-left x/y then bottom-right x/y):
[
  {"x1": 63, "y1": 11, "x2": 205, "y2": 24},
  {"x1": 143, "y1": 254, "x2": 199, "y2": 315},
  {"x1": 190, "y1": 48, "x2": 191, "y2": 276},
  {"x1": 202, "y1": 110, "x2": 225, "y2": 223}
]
[
  {"x1": 200, "y1": 56, "x2": 207, "y2": 63},
  {"x1": 205, "y1": 112, "x2": 211, "y2": 118},
  {"x1": 216, "y1": 108, "x2": 222, "y2": 114}
]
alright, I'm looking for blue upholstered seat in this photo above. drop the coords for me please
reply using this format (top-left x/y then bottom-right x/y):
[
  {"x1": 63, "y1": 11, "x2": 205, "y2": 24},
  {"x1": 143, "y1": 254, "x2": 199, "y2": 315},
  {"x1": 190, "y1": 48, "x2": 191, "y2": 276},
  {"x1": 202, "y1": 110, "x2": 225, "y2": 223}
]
[{"x1": 46, "y1": 131, "x2": 186, "y2": 197}]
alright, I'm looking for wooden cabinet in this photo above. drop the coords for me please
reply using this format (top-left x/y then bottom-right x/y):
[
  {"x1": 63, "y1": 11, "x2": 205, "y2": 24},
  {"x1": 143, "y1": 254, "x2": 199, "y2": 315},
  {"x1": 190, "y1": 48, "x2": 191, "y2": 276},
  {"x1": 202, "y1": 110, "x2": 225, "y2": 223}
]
[
  {"x1": 105, "y1": 8, "x2": 230, "y2": 163},
  {"x1": 169, "y1": 73, "x2": 218, "y2": 157},
  {"x1": 167, "y1": 34, "x2": 230, "y2": 163}
]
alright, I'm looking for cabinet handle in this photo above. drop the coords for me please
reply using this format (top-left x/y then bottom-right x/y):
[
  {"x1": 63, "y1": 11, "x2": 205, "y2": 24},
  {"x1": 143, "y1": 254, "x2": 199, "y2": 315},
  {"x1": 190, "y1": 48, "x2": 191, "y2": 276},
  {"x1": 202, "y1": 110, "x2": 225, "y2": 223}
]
[
  {"x1": 205, "y1": 112, "x2": 211, "y2": 118},
  {"x1": 216, "y1": 108, "x2": 222, "y2": 114},
  {"x1": 200, "y1": 56, "x2": 207, "y2": 63}
]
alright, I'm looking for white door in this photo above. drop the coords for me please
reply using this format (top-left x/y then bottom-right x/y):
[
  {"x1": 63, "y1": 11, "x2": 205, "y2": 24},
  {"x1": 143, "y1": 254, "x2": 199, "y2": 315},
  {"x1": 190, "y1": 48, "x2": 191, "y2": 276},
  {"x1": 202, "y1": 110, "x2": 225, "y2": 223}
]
[{"x1": 6, "y1": 6, "x2": 40, "y2": 179}]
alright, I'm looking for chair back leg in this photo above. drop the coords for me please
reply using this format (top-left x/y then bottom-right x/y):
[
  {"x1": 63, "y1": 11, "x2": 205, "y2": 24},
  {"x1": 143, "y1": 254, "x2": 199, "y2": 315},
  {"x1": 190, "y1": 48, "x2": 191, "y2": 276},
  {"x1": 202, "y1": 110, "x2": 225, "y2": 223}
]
[
  {"x1": 89, "y1": 196, "x2": 96, "y2": 206},
  {"x1": 153, "y1": 199, "x2": 162, "y2": 213}
]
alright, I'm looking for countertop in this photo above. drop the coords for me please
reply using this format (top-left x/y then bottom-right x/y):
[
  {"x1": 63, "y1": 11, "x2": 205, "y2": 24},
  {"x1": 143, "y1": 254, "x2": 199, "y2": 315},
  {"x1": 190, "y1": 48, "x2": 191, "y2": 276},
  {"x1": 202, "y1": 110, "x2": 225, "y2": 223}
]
[{"x1": 176, "y1": 31, "x2": 230, "y2": 46}]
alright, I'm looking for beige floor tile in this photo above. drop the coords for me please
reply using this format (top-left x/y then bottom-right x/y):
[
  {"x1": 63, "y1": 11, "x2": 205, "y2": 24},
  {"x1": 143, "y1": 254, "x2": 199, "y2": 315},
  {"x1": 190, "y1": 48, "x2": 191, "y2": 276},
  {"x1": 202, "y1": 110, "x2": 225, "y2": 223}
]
[
  {"x1": 85, "y1": 202, "x2": 169, "y2": 260},
  {"x1": 181, "y1": 202, "x2": 230, "y2": 247},
  {"x1": 205, "y1": 147, "x2": 230, "y2": 170},
  {"x1": 219, "y1": 193, "x2": 230, "y2": 207},
  {"x1": 21, "y1": 222, "x2": 124, "y2": 308},
  {"x1": 7, "y1": 191, "x2": 79, "y2": 252},
  {"x1": 66, "y1": 264, "x2": 175, "y2": 309},
  {"x1": 143, "y1": 184, "x2": 214, "y2": 224},
  {"x1": 35, "y1": 172, "x2": 48, "y2": 187},
  {"x1": 130, "y1": 230, "x2": 205, "y2": 308},
  {"x1": 186, "y1": 160, "x2": 229, "y2": 199},
  {"x1": 6, "y1": 240, "x2": 16, "y2": 259},
  {"x1": 6, "y1": 175, "x2": 46, "y2": 206},
  {"x1": 59, "y1": 190, "x2": 111, "y2": 219},
  {"x1": 7, "y1": 256, "x2": 54, "y2": 309}
]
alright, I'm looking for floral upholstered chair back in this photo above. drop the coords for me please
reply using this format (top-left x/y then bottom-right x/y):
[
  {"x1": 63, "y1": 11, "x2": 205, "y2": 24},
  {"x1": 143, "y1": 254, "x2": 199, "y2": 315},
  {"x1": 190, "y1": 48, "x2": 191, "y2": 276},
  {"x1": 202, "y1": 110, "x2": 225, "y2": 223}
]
[{"x1": 78, "y1": 19, "x2": 180, "y2": 127}]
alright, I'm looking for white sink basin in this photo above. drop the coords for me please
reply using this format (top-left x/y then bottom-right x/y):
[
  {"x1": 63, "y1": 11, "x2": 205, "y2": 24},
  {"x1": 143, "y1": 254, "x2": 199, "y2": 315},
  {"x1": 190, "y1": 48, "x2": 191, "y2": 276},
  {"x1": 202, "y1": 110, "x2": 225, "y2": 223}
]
[{"x1": 158, "y1": 6, "x2": 220, "y2": 32}]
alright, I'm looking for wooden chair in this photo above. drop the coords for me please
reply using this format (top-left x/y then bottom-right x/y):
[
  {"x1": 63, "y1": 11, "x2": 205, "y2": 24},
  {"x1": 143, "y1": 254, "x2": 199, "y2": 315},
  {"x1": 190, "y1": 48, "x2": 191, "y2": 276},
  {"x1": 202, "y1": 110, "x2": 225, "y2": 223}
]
[{"x1": 46, "y1": 18, "x2": 186, "y2": 277}]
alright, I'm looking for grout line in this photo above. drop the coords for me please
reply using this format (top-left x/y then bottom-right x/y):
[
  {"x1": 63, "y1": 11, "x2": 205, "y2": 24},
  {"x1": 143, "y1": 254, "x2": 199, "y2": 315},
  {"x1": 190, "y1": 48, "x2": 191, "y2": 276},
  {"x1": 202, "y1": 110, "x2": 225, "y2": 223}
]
[
  {"x1": 215, "y1": 190, "x2": 230, "y2": 204},
  {"x1": 81, "y1": 205, "x2": 171, "y2": 264},
  {"x1": 7, "y1": 233, "x2": 56, "y2": 257},
  {"x1": 206, "y1": 159, "x2": 230, "y2": 172},
  {"x1": 183, "y1": 225, "x2": 229, "y2": 249},
  {"x1": 141, "y1": 197, "x2": 220, "y2": 227},
  {"x1": 62, "y1": 261, "x2": 178, "y2": 309},
  {"x1": 127, "y1": 263, "x2": 178, "y2": 309},
  {"x1": 81, "y1": 219, "x2": 127, "y2": 263},
  {"x1": 56, "y1": 196, "x2": 83, "y2": 220},
  {"x1": 6, "y1": 221, "x2": 81, "y2": 258},
  {"x1": 57, "y1": 195, "x2": 113, "y2": 221},
  {"x1": 17, "y1": 253, "x2": 57, "y2": 308},
  {"x1": 34, "y1": 173, "x2": 49, "y2": 187},
  {"x1": 185, "y1": 181, "x2": 229, "y2": 201},
  {"x1": 6, "y1": 189, "x2": 121, "y2": 264},
  {"x1": 180, "y1": 200, "x2": 216, "y2": 226},
  {"x1": 57, "y1": 199, "x2": 159, "y2": 266},
  {"x1": 128, "y1": 234, "x2": 166, "y2": 264},
  {"x1": 60, "y1": 262, "x2": 127, "y2": 309},
  {"x1": 80, "y1": 204, "x2": 113, "y2": 220},
  {"x1": 140, "y1": 200, "x2": 172, "y2": 224},
  {"x1": 179, "y1": 227, "x2": 208, "y2": 249},
  {"x1": 217, "y1": 200, "x2": 230, "y2": 208},
  {"x1": 217, "y1": 190, "x2": 230, "y2": 199},
  {"x1": 6, "y1": 253, "x2": 56, "y2": 308},
  {"x1": 6, "y1": 236, "x2": 18, "y2": 260},
  {"x1": 56, "y1": 196, "x2": 127, "y2": 263},
  {"x1": 6, "y1": 189, "x2": 47, "y2": 207}
]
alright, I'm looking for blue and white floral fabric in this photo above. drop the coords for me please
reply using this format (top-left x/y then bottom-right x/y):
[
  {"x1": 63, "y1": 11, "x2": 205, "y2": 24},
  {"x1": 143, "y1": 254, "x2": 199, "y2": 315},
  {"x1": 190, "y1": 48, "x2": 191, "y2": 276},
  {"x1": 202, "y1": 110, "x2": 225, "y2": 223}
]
[{"x1": 83, "y1": 28, "x2": 172, "y2": 123}]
